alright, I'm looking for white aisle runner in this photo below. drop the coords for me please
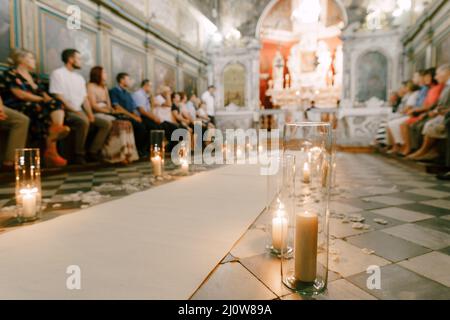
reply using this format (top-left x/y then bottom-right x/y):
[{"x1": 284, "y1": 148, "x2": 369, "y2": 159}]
[{"x1": 0, "y1": 164, "x2": 266, "y2": 299}]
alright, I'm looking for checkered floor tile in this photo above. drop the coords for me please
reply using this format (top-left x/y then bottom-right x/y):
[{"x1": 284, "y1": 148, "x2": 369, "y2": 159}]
[
  {"x1": 193, "y1": 153, "x2": 450, "y2": 300},
  {"x1": 0, "y1": 160, "x2": 219, "y2": 230}
]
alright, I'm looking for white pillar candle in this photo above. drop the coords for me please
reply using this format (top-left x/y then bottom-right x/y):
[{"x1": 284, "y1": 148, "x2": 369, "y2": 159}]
[
  {"x1": 21, "y1": 189, "x2": 37, "y2": 218},
  {"x1": 272, "y1": 213, "x2": 288, "y2": 251},
  {"x1": 181, "y1": 160, "x2": 189, "y2": 174},
  {"x1": 294, "y1": 211, "x2": 318, "y2": 283},
  {"x1": 303, "y1": 162, "x2": 311, "y2": 184},
  {"x1": 236, "y1": 147, "x2": 243, "y2": 159},
  {"x1": 151, "y1": 155, "x2": 162, "y2": 176}
]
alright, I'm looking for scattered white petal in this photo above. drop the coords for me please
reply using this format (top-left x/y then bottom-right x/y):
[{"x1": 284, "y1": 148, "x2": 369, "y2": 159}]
[
  {"x1": 362, "y1": 248, "x2": 375, "y2": 255},
  {"x1": 373, "y1": 218, "x2": 388, "y2": 225}
]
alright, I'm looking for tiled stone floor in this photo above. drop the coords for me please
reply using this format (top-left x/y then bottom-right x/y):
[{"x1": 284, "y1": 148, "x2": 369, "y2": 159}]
[
  {"x1": 0, "y1": 160, "x2": 219, "y2": 233},
  {"x1": 192, "y1": 153, "x2": 450, "y2": 300},
  {"x1": 1, "y1": 152, "x2": 450, "y2": 300}
]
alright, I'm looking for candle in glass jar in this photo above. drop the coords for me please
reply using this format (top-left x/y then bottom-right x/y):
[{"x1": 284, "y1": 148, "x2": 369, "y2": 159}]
[
  {"x1": 20, "y1": 188, "x2": 37, "y2": 218},
  {"x1": 181, "y1": 160, "x2": 189, "y2": 173},
  {"x1": 294, "y1": 211, "x2": 318, "y2": 283},
  {"x1": 272, "y1": 205, "x2": 288, "y2": 251},
  {"x1": 303, "y1": 162, "x2": 311, "y2": 184},
  {"x1": 236, "y1": 146, "x2": 243, "y2": 158},
  {"x1": 151, "y1": 155, "x2": 162, "y2": 176}
]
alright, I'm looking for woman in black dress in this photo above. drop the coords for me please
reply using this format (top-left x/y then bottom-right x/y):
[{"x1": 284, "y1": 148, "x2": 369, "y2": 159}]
[{"x1": 3, "y1": 49, "x2": 70, "y2": 167}]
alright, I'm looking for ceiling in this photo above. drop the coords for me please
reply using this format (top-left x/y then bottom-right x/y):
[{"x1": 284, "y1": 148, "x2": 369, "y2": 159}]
[{"x1": 189, "y1": 0, "x2": 434, "y2": 37}]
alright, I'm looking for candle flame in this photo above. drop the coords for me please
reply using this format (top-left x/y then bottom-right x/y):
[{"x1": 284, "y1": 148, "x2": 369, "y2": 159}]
[{"x1": 20, "y1": 187, "x2": 38, "y2": 195}]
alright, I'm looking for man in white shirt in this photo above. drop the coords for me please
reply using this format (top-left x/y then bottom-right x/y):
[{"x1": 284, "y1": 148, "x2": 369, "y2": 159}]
[
  {"x1": 50, "y1": 49, "x2": 112, "y2": 165},
  {"x1": 201, "y1": 85, "x2": 216, "y2": 125}
]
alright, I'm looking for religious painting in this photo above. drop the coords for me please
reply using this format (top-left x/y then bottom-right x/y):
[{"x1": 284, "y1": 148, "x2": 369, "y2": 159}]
[
  {"x1": 300, "y1": 52, "x2": 318, "y2": 73},
  {"x1": 356, "y1": 51, "x2": 388, "y2": 102},
  {"x1": 436, "y1": 34, "x2": 450, "y2": 66},
  {"x1": 111, "y1": 41, "x2": 146, "y2": 90},
  {"x1": 154, "y1": 59, "x2": 177, "y2": 91},
  {"x1": 223, "y1": 63, "x2": 245, "y2": 107},
  {"x1": 41, "y1": 10, "x2": 96, "y2": 79},
  {"x1": 183, "y1": 72, "x2": 198, "y2": 97},
  {"x1": 0, "y1": 0, "x2": 12, "y2": 65}
]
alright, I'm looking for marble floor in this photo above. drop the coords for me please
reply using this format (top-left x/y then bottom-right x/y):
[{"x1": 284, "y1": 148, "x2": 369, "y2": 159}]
[
  {"x1": 193, "y1": 153, "x2": 450, "y2": 300},
  {"x1": 1, "y1": 153, "x2": 450, "y2": 299}
]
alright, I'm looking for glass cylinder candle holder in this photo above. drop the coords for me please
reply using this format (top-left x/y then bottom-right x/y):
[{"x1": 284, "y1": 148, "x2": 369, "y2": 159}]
[
  {"x1": 15, "y1": 148, "x2": 42, "y2": 223},
  {"x1": 179, "y1": 141, "x2": 190, "y2": 174},
  {"x1": 150, "y1": 130, "x2": 165, "y2": 177},
  {"x1": 266, "y1": 154, "x2": 295, "y2": 257},
  {"x1": 281, "y1": 123, "x2": 333, "y2": 296},
  {"x1": 222, "y1": 140, "x2": 231, "y2": 163}
]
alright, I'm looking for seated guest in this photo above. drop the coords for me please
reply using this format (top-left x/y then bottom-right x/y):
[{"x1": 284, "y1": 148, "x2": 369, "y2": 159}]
[
  {"x1": 179, "y1": 92, "x2": 194, "y2": 126},
  {"x1": 184, "y1": 94, "x2": 199, "y2": 123},
  {"x1": 171, "y1": 92, "x2": 191, "y2": 130},
  {"x1": 401, "y1": 67, "x2": 445, "y2": 155},
  {"x1": 389, "y1": 91, "x2": 402, "y2": 113},
  {"x1": 132, "y1": 79, "x2": 161, "y2": 133},
  {"x1": 87, "y1": 66, "x2": 138, "y2": 164},
  {"x1": 4, "y1": 49, "x2": 69, "y2": 167},
  {"x1": 407, "y1": 64, "x2": 450, "y2": 161},
  {"x1": 50, "y1": 49, "x2": 112, "y2": 165},
  {"x1": 109, "y1": 73, "x2": 148, "y2": 157},
  {"x1": 414, "y1": 70, "x2": 429, "y2": 109},
  {"x1": 171, "y1": 92, "x2": 193, "y2": 147},
  {"x1": 386, "y1": 81, "x2": 420, "y2": 154},
  {"x1": 153, "y1": 88, "x2": 179, "y2": 151},
  {"x1": 0, "y1": 95, "x2": 29, "y2": 169},
  {"x1": 197, "y1": 101, "x2": 214, "y2": 128},
  {"x1": 375, "y1": 91, "x2": 401, "y2": 147}
]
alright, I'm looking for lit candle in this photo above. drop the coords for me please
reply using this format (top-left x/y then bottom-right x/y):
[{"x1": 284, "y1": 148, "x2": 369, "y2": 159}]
[
  {"x1": 272, "y1": 204, "x2": 288, "y2": 251},
  {"x1": 236, "y1": 146, "x2": 243, "y2": 159},
  {"x1": 294, "y1": 211, "x2": 318, "y2": 283},
  {"x1": 303, "y1": 162, "x2": 311, "y2": 184},
  {"x1": 151, "y1": 155, "x2": 162, "y2": 176},
  {"x1": 20, "y1": 188, "x2": 37, "y2": 218},
  {"x1": 181, "y1": 160, "x2": 189, "y2": 174}
]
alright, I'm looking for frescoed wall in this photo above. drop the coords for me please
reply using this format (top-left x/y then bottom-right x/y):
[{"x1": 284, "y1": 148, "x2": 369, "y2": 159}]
[
  {"x1": 0, "y1": 0, "x2": 208, "y2": 94},
  {"x1": 0, "y1": 0, "x2": 11, "y2": 66}
]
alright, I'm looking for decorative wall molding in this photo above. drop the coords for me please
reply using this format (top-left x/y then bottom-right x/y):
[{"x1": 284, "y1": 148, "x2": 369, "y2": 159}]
[
  {"x1": 341, "y1": 28, "x2": 403, "y2": 103},
  {"x1": 208, "y1": 41, "x2": 261, "y2": 114}
]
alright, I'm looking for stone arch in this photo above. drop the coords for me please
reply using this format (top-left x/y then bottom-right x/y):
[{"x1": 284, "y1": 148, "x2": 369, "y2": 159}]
[{"x1": 255, "y1": 0, "x2": 349, "y2": 39}]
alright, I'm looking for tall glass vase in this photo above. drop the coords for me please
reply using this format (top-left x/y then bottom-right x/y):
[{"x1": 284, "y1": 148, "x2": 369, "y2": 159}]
[
  {"x1": 281, "y1": 123, "x2": 333, "y2": 296},
  {"x1": 15, "y1": 148, "x2": 42, "y2": 223},
  {"x1": 150, "y1": 130, "x2": 165, "y2": 177},
  {"x1": 265, "y1": 154, "x2": 295, "y2": 257}
]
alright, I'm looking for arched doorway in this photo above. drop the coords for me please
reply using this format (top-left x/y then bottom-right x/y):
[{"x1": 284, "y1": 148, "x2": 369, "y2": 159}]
[{"x1": 257, "y1": 0, "x2": 347, "y2": 110}]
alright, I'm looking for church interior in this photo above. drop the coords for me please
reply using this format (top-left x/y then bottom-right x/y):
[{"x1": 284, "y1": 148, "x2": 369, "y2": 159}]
[{"x1": 0, "y1": 0, "x2": 449, "y2": 301}]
